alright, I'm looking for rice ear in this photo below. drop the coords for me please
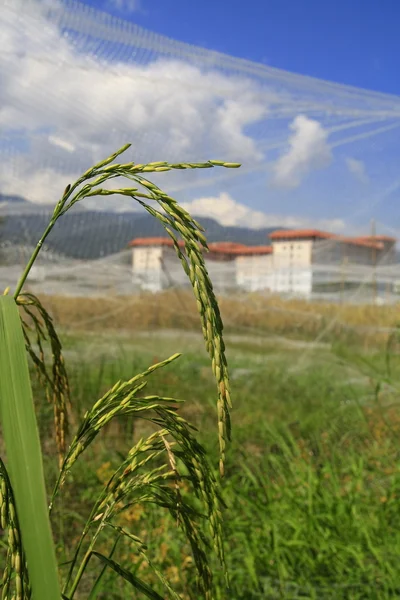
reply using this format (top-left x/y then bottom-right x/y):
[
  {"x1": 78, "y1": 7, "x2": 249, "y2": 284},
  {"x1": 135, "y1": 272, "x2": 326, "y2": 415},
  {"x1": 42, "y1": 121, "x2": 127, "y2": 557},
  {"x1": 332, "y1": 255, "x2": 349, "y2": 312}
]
[
  {"x1": 17, "y1": 292, "x2": 71, "y2": 467},
  {"x1": 13, "y1": 145, "x2": 236, "y2": 476}
]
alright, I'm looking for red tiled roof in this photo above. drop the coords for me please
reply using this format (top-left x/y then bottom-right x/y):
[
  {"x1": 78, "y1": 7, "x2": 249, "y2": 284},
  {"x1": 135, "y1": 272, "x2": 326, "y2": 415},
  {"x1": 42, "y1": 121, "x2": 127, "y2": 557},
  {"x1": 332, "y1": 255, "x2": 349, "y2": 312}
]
[
  {"x1": 129, "y1": 231, "x2": 389, "y2": 255},
  {"x1": 269, "y1": 229, "x2": 389, "y2": 249},
  {"x1": 269, "y1": 229, "x2": 335, "y2": 240},
  {"x1": 128, "y1": 237, "x2": 185, "y2": 248},
  {"x1": 204, "y1": 242, "x2": 273, "y2": 256},
  {"x1": 208, "y1": 242, "x2": 248, "y2": 254},
  {"x1": 341, "y1": 237, "x2": 383, "y2": 250},
  {"x1": 355, "y1": 235, "x2": 396, "y2": 243},
  {"x1": 128, "y1": 238, "x2": 272, "y2": 257},
  {"x1": 235, "y1": 245, "x2": 272, "y2": 256}
]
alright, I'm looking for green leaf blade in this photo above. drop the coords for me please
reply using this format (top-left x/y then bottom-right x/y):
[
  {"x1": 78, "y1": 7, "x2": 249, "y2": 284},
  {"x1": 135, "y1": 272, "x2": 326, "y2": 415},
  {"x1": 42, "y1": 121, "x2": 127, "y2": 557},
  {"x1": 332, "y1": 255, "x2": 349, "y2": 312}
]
[
  {"x1": 0, "y1": 295, "x2": 61, "y2": 599},
  {"x1": 93, "y1": 552, "x2": 165, "y2": 600}
]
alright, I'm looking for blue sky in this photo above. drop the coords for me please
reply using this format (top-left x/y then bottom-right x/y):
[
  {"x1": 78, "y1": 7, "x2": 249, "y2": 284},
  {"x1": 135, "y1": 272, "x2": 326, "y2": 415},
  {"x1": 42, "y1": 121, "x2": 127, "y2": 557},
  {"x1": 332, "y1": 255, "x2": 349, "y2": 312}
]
[
  {"x1": 1, "y1": 0, "x2": 400, "y2": 238},
  {"x1": 80, "y1": 0, "x2": 400, "y2": 235},
  {"x1": 85, "y1": 0, "x2": 400, "y2": 96}
]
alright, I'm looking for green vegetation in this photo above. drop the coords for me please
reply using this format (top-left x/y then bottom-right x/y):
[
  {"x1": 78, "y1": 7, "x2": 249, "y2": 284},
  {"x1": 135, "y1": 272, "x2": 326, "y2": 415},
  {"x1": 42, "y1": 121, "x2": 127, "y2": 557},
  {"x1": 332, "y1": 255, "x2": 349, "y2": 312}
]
[
  {"x1": 1, "y1": 143, "x2": 400, "y2": 599},
  {"x1": 0, "y1": 146, "x2": 239, "y2": 599},
  {"x1": 32, "y1": 327, "x2": 400, "y2": 599}
]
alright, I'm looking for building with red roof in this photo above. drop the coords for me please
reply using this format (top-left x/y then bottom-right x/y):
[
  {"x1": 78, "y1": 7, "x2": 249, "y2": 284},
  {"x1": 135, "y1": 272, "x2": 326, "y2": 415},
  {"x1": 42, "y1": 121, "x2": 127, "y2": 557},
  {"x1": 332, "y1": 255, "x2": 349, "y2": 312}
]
[
  {"x1": 268, "y1": 228, "x2": 396, "y2": 297},
  {"x1": 128, "y1": 227, "x2": 397, "y2": 297},
  {"x1": 128, "y1": 236, "x2": 275, "y2": 292}
]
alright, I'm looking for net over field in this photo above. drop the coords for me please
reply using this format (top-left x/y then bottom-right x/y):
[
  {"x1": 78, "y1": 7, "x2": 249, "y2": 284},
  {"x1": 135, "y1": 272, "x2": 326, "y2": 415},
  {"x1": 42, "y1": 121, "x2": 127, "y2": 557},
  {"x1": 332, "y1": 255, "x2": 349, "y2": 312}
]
[
  {"x1": 4, "y1": 5, "x2": 400, "y2": 598},
  {"x1": 1, "y1": 0, "x2": 400, "y2": 312}
]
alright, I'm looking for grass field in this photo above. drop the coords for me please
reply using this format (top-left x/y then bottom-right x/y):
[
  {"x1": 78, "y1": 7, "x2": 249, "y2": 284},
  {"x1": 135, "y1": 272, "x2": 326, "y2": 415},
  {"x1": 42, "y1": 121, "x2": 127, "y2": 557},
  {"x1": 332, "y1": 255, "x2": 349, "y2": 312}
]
[
  {"x1": 41, "y1": 291, "x2": 400, "y2": 343},
  {"x1": 30, "y1": 316, "x2": 400, "y2": 599}
]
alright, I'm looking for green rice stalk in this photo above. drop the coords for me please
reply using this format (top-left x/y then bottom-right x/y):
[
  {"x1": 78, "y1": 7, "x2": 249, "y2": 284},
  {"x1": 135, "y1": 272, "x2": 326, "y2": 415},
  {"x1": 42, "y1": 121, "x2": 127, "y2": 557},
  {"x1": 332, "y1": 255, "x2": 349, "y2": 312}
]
[
  {"x1": 17, "y1": 292, "x2": 70, "y2": 466},
  {"x1": 87, "y1": 535, "x2": 120, "y2": 600},
  {"x1": 104, "y1": 523, "x2": 181, "y2": 600},
  {"x1": 1, "y1": 146, "x2": 234, "y2": 598},
  {"x1": 0, "y1": 296, "x2": 61, "y2": 600},
  {"x1": 61, "y1": 398, "x2": 226, "y2": 597},
  {"x1": 0, "y1": 458, "x2": 31, "y2": 600},
  {"x1": 92, "y1": 553, "x2": 165, "y2": 600},
  {"x1": 13, "y1": 145, "x2": 238, "y2": 476},
  {"x1": 50, "y1": 349, "x2": 227, "y2": 595},
  {"x1": 51, "y1": 355, "x2": 182, "y2": 505}
]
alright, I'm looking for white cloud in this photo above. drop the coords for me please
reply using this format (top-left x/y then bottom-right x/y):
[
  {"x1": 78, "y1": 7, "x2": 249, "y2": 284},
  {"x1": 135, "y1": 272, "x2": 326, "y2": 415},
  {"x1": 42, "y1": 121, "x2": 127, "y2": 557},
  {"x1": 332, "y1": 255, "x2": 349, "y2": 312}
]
[
  {"x1": 0, "y1": 1, "x2": 269, "y2": 204},
  {"x1": 181, "y1": 192, "x2": 347, "y2": 232},
  {"x1": 272, "y1": 115, "x2": 332, "y2": 189},
  {"x1": 0, "y1": 162, "x2": 74, "y2": 205},
  {"x1": 346, "y1": 157, "x2": 368, "y2": 183},
  {"x1": 181, "y1": 193, "x2": 268, "y2": 228}
]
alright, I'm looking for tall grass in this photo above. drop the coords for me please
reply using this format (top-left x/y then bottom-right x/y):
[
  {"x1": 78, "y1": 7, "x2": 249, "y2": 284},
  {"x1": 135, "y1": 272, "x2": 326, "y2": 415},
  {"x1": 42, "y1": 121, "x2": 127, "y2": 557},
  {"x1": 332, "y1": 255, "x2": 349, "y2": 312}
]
[
  {"x1": 45, "y1": 331, "x2": 400, "y2": 599},
  {"x1": 41, "y1": 291, "x2": 400, "y2": 348},
  {"x1": 0, "y1": 145, "x2": 240, "y2": 599}
]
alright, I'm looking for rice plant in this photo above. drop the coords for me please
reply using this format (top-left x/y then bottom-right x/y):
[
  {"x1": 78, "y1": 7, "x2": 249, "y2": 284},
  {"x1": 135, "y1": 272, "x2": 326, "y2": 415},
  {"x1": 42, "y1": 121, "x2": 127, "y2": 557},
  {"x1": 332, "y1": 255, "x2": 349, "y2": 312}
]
[{"x1": 0, "y1": 145, "x2": 239, "y2": 600}]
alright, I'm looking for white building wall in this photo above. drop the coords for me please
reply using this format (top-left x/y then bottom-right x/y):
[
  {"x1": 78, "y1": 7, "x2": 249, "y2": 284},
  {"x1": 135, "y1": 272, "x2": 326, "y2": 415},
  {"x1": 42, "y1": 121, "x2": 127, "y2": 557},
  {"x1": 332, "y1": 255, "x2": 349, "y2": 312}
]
[
  {"x1": 342, "y1": 243, "x2": 374, "y2": 266},
  {"x1": 236, "y1": 255, "x2": 274, "y2": 292},
  {"x1": 272, "y1": 240, "x2": 313, "y2": 268},
  {"x1": 131, "y1": 236, "x2": 394, "y2": 298},
  {"x1": 271, "y1": 267, "x2": 313, "y2": 297},
  {"x1": 312, "y1": 239, "x2": 378, "y2": 294},
  {"x1": 377, "y1": 240, "x2": 396, "y2": 265},
  {"x1": 270, "y1": 240, "x2": 313, "y2": 296},
  {"x1": 132, "y1": 246, "x2": 163, "y2": 292},
  {"x1": 132, "y1": 245, "x2": 238, "y2": 293},
  {"x1": 160, "y1": 247, "x2": 190, "y2": 289},
  {"x1": 206, "y1": 259, "x2": 237, "y2": 293},
  {"x1": 312, "y1": 239, "x2": 341, "y2": 265},
  {"x1": 132, "y1": 246, "x2": 192, "y2": 291},
  {"x1": 311, "y1": 240, "x2": 343, "y2": 292}
]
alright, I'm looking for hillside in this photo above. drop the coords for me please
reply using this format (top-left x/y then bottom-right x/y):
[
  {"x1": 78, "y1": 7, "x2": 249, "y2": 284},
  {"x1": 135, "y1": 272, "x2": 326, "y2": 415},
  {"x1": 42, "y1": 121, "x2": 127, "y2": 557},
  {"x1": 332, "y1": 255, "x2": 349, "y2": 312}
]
[{"x1": 0, "y1": 195, "x2": 280, "y2": 260}]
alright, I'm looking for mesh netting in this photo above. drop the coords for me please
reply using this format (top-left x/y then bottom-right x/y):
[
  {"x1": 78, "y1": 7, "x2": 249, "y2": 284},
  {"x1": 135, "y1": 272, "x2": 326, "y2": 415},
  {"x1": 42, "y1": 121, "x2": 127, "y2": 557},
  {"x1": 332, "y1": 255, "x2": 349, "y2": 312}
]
[
  {"x1": 1, "y1": 0, "x2": 400, "y2": 309},
  {"x1": 3, "y1": 4, "x2": 400, "y2": 597}
]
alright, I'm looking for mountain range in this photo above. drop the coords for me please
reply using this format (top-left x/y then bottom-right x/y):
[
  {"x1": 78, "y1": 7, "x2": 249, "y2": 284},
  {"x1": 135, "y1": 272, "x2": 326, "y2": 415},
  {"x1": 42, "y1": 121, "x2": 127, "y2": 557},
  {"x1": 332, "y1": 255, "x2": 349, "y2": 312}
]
[{"x1": 0, "y1": 194, "x2": 279, "y2": 260}]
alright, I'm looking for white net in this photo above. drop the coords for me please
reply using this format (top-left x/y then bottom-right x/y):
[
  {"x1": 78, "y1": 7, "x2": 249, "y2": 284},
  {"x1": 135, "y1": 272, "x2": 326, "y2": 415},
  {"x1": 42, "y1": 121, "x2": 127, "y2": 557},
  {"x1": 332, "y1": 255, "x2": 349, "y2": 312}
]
[
  {"x1": 3, "y1": 4, "x2": 400, "y2": 597},
  {"x1": 1, "y1": 0, "x2": 400, "y2": 308}
]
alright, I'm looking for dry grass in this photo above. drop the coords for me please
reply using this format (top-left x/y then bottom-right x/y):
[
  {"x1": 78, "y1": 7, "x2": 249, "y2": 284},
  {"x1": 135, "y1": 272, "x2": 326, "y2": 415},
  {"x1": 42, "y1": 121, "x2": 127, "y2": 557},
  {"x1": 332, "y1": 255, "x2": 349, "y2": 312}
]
[{"x1": 40, "y1": 291, "x2": 400, "y2": 347}]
